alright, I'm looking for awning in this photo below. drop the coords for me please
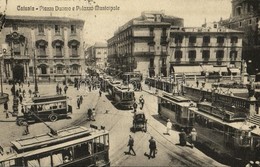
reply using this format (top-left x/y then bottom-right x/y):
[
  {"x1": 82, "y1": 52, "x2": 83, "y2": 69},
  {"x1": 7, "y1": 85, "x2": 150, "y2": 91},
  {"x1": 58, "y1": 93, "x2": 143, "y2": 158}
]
[
  {"x1": 173, "y1": 66, "x2": 202, "y2": 75},
  {"x1": 229, "y1": 68, "x2": 240, "y2": 74},
  {"x1": 201, "y1": 65, "x2": 228, "y2": 73}
]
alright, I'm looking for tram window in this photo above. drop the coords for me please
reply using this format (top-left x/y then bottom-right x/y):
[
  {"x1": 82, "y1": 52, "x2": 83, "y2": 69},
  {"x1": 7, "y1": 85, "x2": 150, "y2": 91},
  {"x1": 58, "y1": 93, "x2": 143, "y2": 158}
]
[
  {"x1": 39, "y1": 155, "x2": 51, "y2": 167},
  {"x1": 74, "y1": 143, "x2": 89, "y2": 159},
  {"x1": 27, "y1": 158, "x2": 40, "y2": 167},
  {"x1": 52, "y1": 152, "x2": 63, "y2": 166},
  {"x1": 2, "y1": 159, "x2": 15, "y2": 167},
  {"x1": 94, "y1": 136, "x2": 105, "y2": 153}
]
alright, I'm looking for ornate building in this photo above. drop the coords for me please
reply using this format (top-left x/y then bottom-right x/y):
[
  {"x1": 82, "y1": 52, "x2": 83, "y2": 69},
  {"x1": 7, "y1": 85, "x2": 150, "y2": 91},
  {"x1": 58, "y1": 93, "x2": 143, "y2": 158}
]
[
  {"x1": 107, "y1": 11, "x2": 183, "y2": 77},
  {"x1": 167, "y1": 26, "x2": 244, "y2": 76},
  {"x1": 0, "y1": 15, "x2": 85, "y2": 83},
  {"x1": 219, "y1": 0, "x2": 260, "y2": 74}
]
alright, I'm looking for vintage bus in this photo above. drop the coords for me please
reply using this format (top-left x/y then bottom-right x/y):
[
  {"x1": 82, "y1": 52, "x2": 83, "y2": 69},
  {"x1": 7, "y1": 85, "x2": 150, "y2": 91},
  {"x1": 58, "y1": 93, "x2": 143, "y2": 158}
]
[
  {"x1": 158, "y1": 92, "x2": 195, "y2": 131},
  {"x1": 0, "y1": 126, "x2": 110, "y2": 167},
  {"x1": 16, "y1": 95, "x2": 72, "y2": 126},
  {"x1": 114, "y1": 85, "x2": 135, "y2": 109}
]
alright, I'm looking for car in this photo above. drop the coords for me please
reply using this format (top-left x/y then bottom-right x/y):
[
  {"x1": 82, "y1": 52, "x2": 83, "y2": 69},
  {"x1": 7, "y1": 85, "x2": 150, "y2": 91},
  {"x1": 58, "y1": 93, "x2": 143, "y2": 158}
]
[{"x1": 132, "y1": 111, "x2": 147, "y2": 133}]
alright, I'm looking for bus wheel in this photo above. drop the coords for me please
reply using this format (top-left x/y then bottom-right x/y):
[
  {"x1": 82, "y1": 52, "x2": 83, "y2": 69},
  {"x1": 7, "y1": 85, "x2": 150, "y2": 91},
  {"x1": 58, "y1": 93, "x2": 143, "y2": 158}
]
[{"x1": 49, "y1": 114, "x2": 58, "y2": 122}]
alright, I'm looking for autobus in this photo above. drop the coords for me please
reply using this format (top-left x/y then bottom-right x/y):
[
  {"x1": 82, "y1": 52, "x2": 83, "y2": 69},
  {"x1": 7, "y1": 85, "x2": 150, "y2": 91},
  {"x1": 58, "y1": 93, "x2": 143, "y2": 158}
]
[
  {"x1": 0, "y1": 126, "x2": 110, "y2": 167},
  {"x1": 158, "y1": 92, "x2": 195, "y2": 131},
  {"x1": 114, "y1": 85, "x2": 135, "y2": 109},
  {"x1": 16, "y1": 95, "x2": 72, "y2": 126}
]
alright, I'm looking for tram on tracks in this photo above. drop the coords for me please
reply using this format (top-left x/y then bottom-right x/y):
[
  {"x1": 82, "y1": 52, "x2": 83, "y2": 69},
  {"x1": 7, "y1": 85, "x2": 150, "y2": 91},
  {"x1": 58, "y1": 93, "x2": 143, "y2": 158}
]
[
  {"x1": 107, "y1": 80, "x2": 122, "y2": 98},
  {"x1": 0, "y1": 126, "x2": 110, "y2": 167},
  {"x1": 158, "y1": 92, "x2": 195, "y2": 131},
  {"x1": 189, "y1": 101, "x2": 257, "y2": 166},
  {"x1": 16, "y1": 95, "x2": 72, "y2": 126},
  {"x1": 113, "y1": 85, "x2": 135, "y2": 109},
  {"x1": 121, "y1": 72, "x2": 143, "y2": 91}
]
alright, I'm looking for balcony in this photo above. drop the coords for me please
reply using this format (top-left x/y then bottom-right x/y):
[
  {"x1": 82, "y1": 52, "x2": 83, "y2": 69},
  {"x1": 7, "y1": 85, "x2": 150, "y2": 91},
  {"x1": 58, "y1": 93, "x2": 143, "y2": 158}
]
[{"x1": 175, "y1": 58, "x2": 181, "y2": 64}]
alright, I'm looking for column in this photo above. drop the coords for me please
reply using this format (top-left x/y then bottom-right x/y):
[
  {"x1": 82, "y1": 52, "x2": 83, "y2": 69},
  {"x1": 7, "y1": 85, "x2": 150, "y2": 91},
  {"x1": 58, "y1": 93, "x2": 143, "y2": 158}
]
[
  {"x1": 64, "y1": 26, "x2": 69, "y2": 58},
  {"x1": 48, "y1": 27, "x2": 53, "y2": 58}
]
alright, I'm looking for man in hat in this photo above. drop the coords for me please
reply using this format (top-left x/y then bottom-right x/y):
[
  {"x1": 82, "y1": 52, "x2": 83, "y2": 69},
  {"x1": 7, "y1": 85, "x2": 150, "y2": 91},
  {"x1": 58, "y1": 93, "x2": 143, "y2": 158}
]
[
  {"x1": 165, "y1": 119, "x2": 172, "y2": 135},
  {"x1": 127, "y1": 135, "x2": 136, "y2": 156},
  {"x1": 148, "y1": 136, "x2": 157, "y2": 159}
]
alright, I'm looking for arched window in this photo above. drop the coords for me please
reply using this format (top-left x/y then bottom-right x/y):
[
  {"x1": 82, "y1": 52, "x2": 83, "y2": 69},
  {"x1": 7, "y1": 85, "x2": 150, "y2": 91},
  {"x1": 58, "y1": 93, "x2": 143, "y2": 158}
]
[
  {"x1": 68, "y1": 40, "x2": 80, "y2": 57},
  {"x1": 41, "y1": 66, "x2": 47, "y2": 74}
]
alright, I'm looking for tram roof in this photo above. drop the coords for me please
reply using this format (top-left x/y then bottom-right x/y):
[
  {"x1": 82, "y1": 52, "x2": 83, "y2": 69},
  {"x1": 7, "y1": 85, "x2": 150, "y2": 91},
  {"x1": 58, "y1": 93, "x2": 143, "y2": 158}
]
[
  {"x1": 11, "y1": 126, "x2": 92, "y2": 152},
  {"x1": 0, "y1": 128, "x2": 109, "y2": 162},
  {"x1": 161, "y1": 93, "x2": 190, "y2": 103},
  {"x1": 32, "y1": 95, "x2": 67, "y2": 103}
]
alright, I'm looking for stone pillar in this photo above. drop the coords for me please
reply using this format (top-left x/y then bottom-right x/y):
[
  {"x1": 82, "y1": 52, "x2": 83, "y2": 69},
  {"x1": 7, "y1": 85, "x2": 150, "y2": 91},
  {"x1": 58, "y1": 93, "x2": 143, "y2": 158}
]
[
  {"x1": 64, "y1": 26, "x2": 69, "y2": 58},
  {"x1": 48, "y1": 27, "x2": 53, "y2": 58}
]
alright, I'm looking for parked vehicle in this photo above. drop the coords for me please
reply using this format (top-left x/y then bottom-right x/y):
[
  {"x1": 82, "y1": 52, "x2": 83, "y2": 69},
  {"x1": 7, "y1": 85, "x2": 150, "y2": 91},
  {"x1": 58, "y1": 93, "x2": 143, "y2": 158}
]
[{"x1": 132, "y1": 112, "x2": 147, "y2": 133}]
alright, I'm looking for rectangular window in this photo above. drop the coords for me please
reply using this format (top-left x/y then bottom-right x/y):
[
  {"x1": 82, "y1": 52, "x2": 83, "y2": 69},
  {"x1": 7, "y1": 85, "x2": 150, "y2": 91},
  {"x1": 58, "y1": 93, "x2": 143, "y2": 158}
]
[
  {"x1": 38, "y1": 24, "x2": 44, "y2": 34},
  {"x1": 39, "y1": 45, "x2": 46, "y2": 56},
  {"x1": 71, "y1": 25, "x2": 76, "y2": 34},
  {"x1": 56, "y1": 45, "x2": 62, "y2": 56},
  {"x1": 150, "y1": 58, "x2": 154, "y2": 67},
  {"x1": 202, "y1": 50, "x2": 210, "y2": 59},
  {"x1": 175, "y1": 50, "x2": 182, "y2": 59},
  {"x1": 203, "y1": 36, "x2": 210, "y2": 44},
  {"x1": 162, "y1": 28, "x2": 167, "y2": 36},
  {"x1": 189, "y1": 36, "x2": 196, "y2": 43},
  {"x1": 231, "y1": 36, "x2": 238, "y2": 43},
  {"x1": 175, "y1": 36, "x2": 183, "y2": 44},
  {"x1": 71, "y1": 45, "x2": 78, "y2": 56},
  {"x1": 149, "y1": 28, "x2": 154, "y2": 36},
  {"x1": 217, "y1": 36, "x2": 225, "y2": 45},
  {"x1": 230, "y1": 51, "x2": 237, "y2": 61},
  {"x1": 55, "y1": 25, "x2": 60, "y2": 35},
  {"x1": 188, "y1": 50, "x2": 196, "y2": 59},
  {"x1": 12, "y1": 24, "x2": 18, "y2": 31},
  {"x1": 72, "y1": 66, "x2": 78, "y2": 74},
  {"x1": 216, "y1": 50, "x2": 224, "y2": 59}
]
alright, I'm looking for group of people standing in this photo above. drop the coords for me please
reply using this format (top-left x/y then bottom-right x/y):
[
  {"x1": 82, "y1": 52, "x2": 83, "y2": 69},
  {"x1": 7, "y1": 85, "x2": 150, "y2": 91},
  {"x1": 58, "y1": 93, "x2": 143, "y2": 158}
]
[{"x1": 133, "y1": 95, "x2": 145, "y2": 113}]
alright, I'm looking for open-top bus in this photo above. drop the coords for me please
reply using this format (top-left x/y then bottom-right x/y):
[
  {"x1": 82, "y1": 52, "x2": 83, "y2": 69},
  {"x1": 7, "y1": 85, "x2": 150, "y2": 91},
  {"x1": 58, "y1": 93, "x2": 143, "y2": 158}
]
[
  {"x1": 0, "y1": 126, "x2": 110, "y2": 167},
  {"x1": 158, "y1": 92, "x2": 195, "y2": 131},
  {"x1": 16, "y1": 95, "x2": 72, "y2": 126}
]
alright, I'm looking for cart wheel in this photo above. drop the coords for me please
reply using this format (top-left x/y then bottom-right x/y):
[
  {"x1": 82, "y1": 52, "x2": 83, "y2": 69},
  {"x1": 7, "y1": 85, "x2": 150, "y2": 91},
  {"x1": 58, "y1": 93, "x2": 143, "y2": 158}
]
[{"x1": 49, "y1": 114, "x2": 58, "y2": 122}]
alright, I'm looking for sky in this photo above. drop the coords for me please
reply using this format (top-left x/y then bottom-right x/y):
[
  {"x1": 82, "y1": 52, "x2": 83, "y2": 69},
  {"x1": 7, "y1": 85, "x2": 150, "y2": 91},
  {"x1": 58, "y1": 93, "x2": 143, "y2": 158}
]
[{"x1": 1, "y1": 0, "x2": 232, "y2": 46}]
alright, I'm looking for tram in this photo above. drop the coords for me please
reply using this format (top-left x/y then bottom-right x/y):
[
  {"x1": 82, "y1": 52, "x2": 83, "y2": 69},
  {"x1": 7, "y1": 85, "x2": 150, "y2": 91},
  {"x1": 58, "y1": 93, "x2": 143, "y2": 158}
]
[
  {"x1": 0, "y1": 126, "x2": 110, "y2": 167},
  {"x1": 190, "y1": 102, "x2": 255, "y2": 166},
  {"x1": 158, "y1": 92, "x2": 195, "y2": 131},
  {"x1": 121, "y1": 72, "x2": 142, "y2": 91},
  {"x1": 113, "y1": 85, "x2": 135, "y2": 109},
  {"x1": 16, "y1": 95, "x2": 72, "y2": 126},
  {"x1": 107, "y1": 80, "x2": 121, "y2": 98}
]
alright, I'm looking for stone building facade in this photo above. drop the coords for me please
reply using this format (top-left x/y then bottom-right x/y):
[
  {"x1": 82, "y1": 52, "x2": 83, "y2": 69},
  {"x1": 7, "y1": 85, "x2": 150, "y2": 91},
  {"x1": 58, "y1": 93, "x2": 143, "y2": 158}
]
[
  {"x1": 0, "y1": 15, "x2": 85, "y2": 83},
  {"x1": 86, "y1": 42, "x2": 108, "y2": 69},
  {"x1": 219, "y1": 0, "x2": 260, "y2": 74},
  {"x1": 167, "y1": 26, "x2": 244, "y2": 76},
  {"x1": 107, "y1": 11, "x2": 184, "y2": 77}
]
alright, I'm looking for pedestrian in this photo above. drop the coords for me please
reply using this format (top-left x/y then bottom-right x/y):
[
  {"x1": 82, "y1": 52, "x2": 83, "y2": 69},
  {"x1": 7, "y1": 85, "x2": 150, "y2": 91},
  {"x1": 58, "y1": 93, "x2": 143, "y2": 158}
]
[
  {"x1": 28, "y1": 89, "x2": 32, "y2": 97},
  {"x1": 189, "y1": 128, "x2": 197, "y2": 148},
  {"x1": 64, "y1": 85, "x2": 68, "y2": 94},
  {"x1": 127, "y1": 135, "x2": 136, "y2": 156},
  {"x1": 92, "y1": 108, "x2": 96, "y2": 121},
  {"x1": 165, "y1": 119, "x2": 172, "y2": 135},
  {"x1": 133, "y1": 101, "x2": 138, "y2": 113},
  {"x1": 28, "y1": 81, "x2": 30, "y2": 87},
  {"x1": 21, "y1": 105, "x2": 25, "y2": 114},
  {"x1": 56, "y1": 84, "x2": 59, "y2": 94},
  {"x1": 196, "y1": 80, "x2": 199, "y2": 88},
  {"x1": 23, "y1": 121, "x2": 30, "y2": 135},
  {"x1": 148, "y1": 136, "x2": 157, "y2": 159},
  {"x1": 80, "y1": 95, "x2": 83, "y2": 104},
  {"x1": 77, "y1": 97, "x2": 81, "y2": 109},
  {"x1": 4, "y1": 101, "x2": 8, "y2": 112},
  {"x1": 88, "y1": 85, "x2": 91, "y2": 92},
  {"x1": 59, "y1": 87, "x2": 62, "y2": 95},
  {"x1": 19, "y1": 88, "x2": 21, "y2": 93},
  {"x1": 179, "y1": 129, "x2": 187, "y2": 146},
  {"x1": 19, "y1": 94, "x2": 23, "y2": 104},
  {"x1": 99, "y1": 89, "x2": 102, "y2": 97},
  {"x1": 22, "y1": 89, "x2": 26, "y2": 98},
  {"x1": 87, "y1": 108, "x2": 93, "y2": 121},
  {"x1": 139, "y1": 95, "x2": 144, "y2": 110}
]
